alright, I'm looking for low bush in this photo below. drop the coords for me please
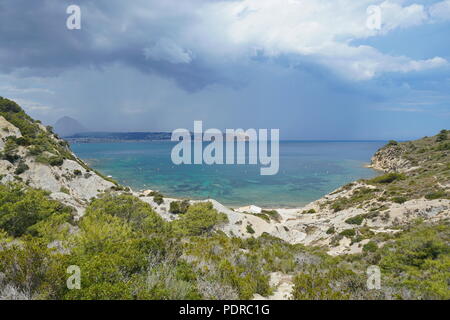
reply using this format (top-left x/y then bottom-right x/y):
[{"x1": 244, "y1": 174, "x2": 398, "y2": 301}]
[
  {"x1": 169, "y1": 200, "x2": 190, "y2": 214},
  {"x1": 387, "y1": 140, "x2": 398, "y2": 146},
  {"x1": 49, "y1": 156, "x2": 64, "y2": 167},
  {"x1": 436, "y1": 130, "x2": 448, "y2": 142},
  {"x1": 172, "y1": 202, "x2": 228, "y2": 236},
  {"x1": 425, "y1": 190, "x2": 448, "y2": 200},
  {"x1": 379, "y1": 222, "x2": 450, "y2": 299},
  {"x1": 436, "y1": 142, "x2": 450, "y2": 151},
  {"x1": 148, "y1": 191, "x2": 164, "y2": 205},
  {"x1": 86, "y1": 193, "x2": 166, "y2": 234},
  {"x1": 363, "y1": 241, "x2": 378, "y2": 252},
  {"x1": 340, "y1": 229, "x2": 356, "y2": 238},
  {"x1": 391, "y1": 196, "x2": 407, "y2": 204},
  {"x1": 14, "y1": 161, "x2": 29, "y2": 175},
  {"x1": 368, "y1": 173, "x2": 405, "y2": 184},
  {"x1": 0, "y1": 183, "x2": 72, "y2": 237},
  {"x1": 345, "y1": 215, "x2": 364, "y2": 225},
  {"x1": 246, "y1": 224, "x2": 255, "y2": 234}
]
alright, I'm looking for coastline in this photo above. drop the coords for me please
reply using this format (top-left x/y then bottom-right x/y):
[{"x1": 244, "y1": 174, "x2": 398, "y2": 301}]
[
  {"x1": 98, "y1": 161, "x2": 378, "y2": 211},
  {"x1": 70, "y1": 140, "x2": 384, "y2": 209}
]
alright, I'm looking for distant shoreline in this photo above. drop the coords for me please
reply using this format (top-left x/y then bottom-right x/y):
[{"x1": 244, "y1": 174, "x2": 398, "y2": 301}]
[{"x1": 68, "y1": 138, "x2": 390, "y2": 144}]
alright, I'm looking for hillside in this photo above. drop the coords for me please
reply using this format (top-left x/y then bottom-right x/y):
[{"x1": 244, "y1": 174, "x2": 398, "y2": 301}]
[
  {"x1": 0, "y1": 97, "x2": 448, "y2": 300},
  {"x1": 0, "y1": 98, "x2": 117, "y2": 215}
]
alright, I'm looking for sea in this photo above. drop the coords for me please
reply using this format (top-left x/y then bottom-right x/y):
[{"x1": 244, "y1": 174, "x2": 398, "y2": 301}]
[{"x1": 71, "y1": 141, "x2": 385, "y2": 208}]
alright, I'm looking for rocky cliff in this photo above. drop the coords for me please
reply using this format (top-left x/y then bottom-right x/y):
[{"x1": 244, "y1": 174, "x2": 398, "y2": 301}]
[{"x1": 369, "y1": 141, "x2": 413, "y2": 172}]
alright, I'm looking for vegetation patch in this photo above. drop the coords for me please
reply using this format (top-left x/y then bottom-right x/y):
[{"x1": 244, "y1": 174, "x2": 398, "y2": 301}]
[
  {"x1": 147, "y1": 191, "x2": 164, "y2": 205},
  {"x1": 169, "y1": 200, "x2": 190, "y2": 214},
  {"x1": 345, "y1": 215, "x2": 365, "y2": 225},
  {"x1": 368, "y1": 173, "x2": 406, "y2": 184},
  {"x1": 391, "y1": 196, "x2": 407, "y2": 204},
  {"x1": 246, "y1": 224, "x2": 256, "y2": 234},
  {"x1": 340, "y1": 229, "x2": 356, "y2": 238},
  {"x1": 425, "y1": 190, "x2": 448, "y2": 200}
]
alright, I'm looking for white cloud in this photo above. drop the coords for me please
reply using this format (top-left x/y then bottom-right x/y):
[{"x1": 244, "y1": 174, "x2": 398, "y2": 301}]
[
  {"x1": 379, "y1": 1, "x2": 428, "y2": 32},
  {"x1": 317, "y1": 45, "x2": 448, "y2": 80},
  {"x1": 429, "y1": 0, "x2": 450, "y2": 21},
  {"x1": 178, "y1": 0, "x2": 448, "y2": 79}
]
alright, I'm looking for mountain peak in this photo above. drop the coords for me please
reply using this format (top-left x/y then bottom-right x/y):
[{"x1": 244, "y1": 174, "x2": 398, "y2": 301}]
[{"x1": 54, "y1": 116, "x2": 87, "y2": 137}]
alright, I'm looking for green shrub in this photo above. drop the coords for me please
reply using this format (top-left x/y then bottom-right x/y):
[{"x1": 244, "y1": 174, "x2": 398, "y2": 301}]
[
  {"x1": 436, "y1": 130, "x2": 448, "y2": 142},
  {"x1": 0, "y1": 237, "x2": 68, "y2": 299},
  {"x1": 66, "y1": 212, "x2": 173, "y2": 300},
  {"x1": 14, "y1": 161, "x2": 29, "y2": 175},
  {"x1": 391, "y1": 196, "x2": 407, "y2": 204},
  {"x1": 15, "y1": 137, "x2": 31, "y2": 146},
  {"x1": 379, "y1": 223, "x2": 450, "y2": 299},
  {"x1": 0, "y1": 138, "x2": 20, "y2": 163},
  {"x1": 86, "y1": 193, "x2": 166, "y2": 234},
  {"x1": 172, "y1": 202, "x2": 228, "y2": 236},
  {"x1": 261, "y1": 210, "x2": 282, "y2": 222},
  {"x1": 425, "y1": 190, "x2": 448, "y2": 200},
  {"x1": 345, "y1": 215, "x2": 364, "y2": 225},
  {"x1": 0, "y1": 183, "x2": 72, "y2": 237},
  {"x1": 246, "y1": 224, "x2": 255, "y2": 234},
  {"x1": 369, "y1": 173, "x2": 406, "y2": 184},
  {"x1": 169, "y1": 200, "x2": 190, "y2": 214},
  {"x1": 340, "y1": 229, "x2": 356, "y2": 238},
  {"x1": 331, "y1": 201, "x2": 346, "y2": 212},
  {"x1": 148, "y1": 191, "x2": 164, "y2": 205},
  {"x1": 0, "y1": 97, "x2": 22, "y2": 113},
  {"x1": 60, "y1": 187, "x2": 70, "y2": 195},
  {"x1": 28, "y1": 145, "x2": 43, "y2": 156},
  {"x1": 49, "y1": 156, "x2": 64, "y2": 167},
  {"x1": 363, "y1": 241, "x2": 378, "y2": 252},
  {"x1": 291, "y1": 268, "x2": 356, "y2": 300},
  {"x1": 436, "y1": 142, "x2": 450, "y2": 151},
  {"x1": 387, "y1": 140, "x2": 399, "y2": 146}
]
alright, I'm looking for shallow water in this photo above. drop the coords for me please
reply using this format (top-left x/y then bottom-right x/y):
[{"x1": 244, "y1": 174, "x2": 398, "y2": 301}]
[{"x1": 71, "y1": 141, "x2": 385, "y2": 208}]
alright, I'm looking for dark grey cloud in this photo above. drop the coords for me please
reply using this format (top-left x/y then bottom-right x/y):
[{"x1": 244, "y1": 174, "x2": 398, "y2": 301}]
[
  {"x1": 0, "y1": 0, "x2": 449, "y2": 139},
  {"x1": 0, "y1": 0, "x2": 224, "y2": 90}
]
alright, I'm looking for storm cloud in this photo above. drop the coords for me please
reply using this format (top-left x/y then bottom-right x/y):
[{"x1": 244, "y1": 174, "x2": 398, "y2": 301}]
[{"x1": 0, "y1": 0, "x2": 449, "y2": 139}]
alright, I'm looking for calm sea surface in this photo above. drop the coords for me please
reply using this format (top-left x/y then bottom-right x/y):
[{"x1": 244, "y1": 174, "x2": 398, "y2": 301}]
[{"x1": 71, "y1": 141, "x2": 385, "y2": 208}]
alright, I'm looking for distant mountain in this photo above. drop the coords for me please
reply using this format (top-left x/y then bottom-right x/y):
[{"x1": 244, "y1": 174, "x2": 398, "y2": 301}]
[
  {"x1": 65, "y1": 131, "x2": 172, "y2": 142},
  {"x1": 54, "y1": 116, "x2": 87, "y2": 137}
]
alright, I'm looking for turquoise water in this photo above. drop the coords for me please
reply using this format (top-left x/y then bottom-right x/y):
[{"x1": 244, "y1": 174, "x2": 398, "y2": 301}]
[{"x1": 71, "y1": 141, "x2": 385, "y2": 208}]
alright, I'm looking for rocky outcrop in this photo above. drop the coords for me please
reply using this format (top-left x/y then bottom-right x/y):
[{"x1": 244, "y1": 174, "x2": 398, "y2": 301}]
[
  {"x1": 0, "y1": 116, "x2": 115, "y2": 217},
  {"x1": 275, "y1": 184, "x2": 449, "y2": 256},
  {"x1": 0, "y1": 116, "x2": 22, "y2": 150},
  {"x1": 369, "y1": 144, "x2": 412, "y2": 173}
]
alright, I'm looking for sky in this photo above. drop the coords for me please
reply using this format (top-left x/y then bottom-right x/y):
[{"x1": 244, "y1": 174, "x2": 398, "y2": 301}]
[{"x1": 0, "y1": 0, "x2": 449, "y2": 140}]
